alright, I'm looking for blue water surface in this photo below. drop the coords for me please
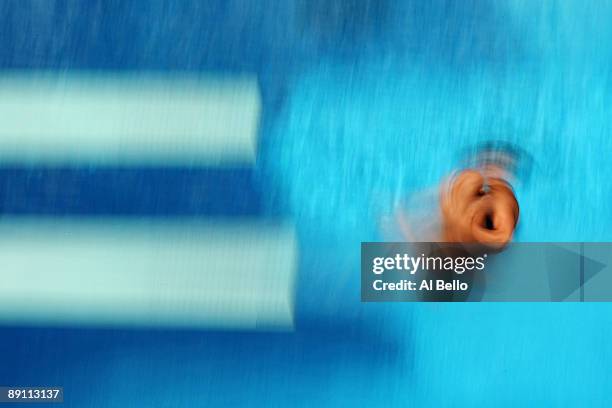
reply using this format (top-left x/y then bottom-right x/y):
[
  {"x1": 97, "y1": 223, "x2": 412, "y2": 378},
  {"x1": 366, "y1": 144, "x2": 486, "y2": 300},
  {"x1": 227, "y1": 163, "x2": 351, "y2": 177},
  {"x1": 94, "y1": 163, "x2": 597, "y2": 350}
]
[{"x1": 1, "y1": 1, "x2": 612, "y2": 406}]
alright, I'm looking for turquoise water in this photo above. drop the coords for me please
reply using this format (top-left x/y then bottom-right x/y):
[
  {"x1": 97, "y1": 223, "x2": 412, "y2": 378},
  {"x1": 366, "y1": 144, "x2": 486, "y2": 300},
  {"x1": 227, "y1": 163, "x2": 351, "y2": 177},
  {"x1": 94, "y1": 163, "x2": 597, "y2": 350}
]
[
  {"x1": 265, "y1": 1, "x2": 612, "y2": 405},
  {"x1": 1, "y1": 1, "x2": 611, "y2": 406}
]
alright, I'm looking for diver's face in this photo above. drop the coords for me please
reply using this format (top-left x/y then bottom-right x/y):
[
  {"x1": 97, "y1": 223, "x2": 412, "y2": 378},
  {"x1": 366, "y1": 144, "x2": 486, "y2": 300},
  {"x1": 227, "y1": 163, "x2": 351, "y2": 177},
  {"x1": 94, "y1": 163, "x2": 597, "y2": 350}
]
[{"x1": 440, "y1": 169, "x2": 519, "y2": 249}]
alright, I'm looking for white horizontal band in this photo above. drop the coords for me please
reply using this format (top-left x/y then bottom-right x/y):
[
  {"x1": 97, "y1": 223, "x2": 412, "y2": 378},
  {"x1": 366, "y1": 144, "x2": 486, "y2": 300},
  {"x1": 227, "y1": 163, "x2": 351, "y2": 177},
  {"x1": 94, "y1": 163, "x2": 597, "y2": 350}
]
[
  {"x1": 0, "y1": 219, "x2": 295, "y2": 329},
  {"x1": 0, "y1": 73, "x2": 260, "y2": 164}
]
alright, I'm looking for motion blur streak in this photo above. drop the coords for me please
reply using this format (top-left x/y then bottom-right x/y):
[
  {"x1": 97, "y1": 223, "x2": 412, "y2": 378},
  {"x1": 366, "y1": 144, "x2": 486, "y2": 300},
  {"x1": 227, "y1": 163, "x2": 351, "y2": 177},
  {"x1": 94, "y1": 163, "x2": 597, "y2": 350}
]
[
  {"x1": 1, "y1": 0, "x2": 612, "y2": 406},
  {"x1": 0, "y1": 218, "x2": 296, "y2": 329},
  {"x1": 0, "y1": 73, "x2": 260, "y2": 165}
]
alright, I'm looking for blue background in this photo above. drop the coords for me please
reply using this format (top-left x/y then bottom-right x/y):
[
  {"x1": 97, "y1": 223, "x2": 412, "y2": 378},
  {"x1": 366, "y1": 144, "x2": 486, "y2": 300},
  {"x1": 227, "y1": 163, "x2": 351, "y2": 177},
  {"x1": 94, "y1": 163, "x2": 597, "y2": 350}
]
[{"x1": 1, "y1": 1, "x2": 612, "y2": 406}]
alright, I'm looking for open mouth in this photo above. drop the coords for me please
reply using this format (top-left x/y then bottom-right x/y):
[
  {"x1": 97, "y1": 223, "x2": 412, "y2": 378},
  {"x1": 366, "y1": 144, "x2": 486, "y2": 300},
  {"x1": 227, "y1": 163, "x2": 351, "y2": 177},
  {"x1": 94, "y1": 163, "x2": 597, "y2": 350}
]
[{"x1": 483, "y1": 212, "x2": 495, "y2": 230}]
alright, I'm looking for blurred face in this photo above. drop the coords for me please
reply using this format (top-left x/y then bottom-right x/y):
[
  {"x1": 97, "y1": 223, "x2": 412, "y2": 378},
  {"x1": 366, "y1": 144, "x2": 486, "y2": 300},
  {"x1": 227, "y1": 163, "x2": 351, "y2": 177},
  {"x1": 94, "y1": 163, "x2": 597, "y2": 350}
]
[{"x1": 440, "y1": 168, "x2": 519, "y2": 249}]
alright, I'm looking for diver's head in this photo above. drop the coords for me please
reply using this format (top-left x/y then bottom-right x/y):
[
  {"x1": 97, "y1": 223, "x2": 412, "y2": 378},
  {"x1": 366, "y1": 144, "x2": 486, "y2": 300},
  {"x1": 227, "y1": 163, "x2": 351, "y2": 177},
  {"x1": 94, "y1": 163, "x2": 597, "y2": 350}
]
[{"x1": 440, "y1": 166, "x2": 519, "y2": 251}]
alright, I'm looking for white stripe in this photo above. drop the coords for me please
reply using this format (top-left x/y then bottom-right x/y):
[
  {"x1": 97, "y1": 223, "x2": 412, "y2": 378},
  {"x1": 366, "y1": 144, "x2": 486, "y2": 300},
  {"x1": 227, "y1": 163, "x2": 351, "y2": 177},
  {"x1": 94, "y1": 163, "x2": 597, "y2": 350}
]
[
  {"x1": 0, "y1": 219, "x2": 295, "y2": 329},
  {"x1": 0, "y1": 73, "x2": 260, "y2": 164}
]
